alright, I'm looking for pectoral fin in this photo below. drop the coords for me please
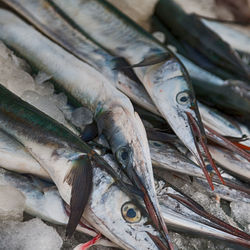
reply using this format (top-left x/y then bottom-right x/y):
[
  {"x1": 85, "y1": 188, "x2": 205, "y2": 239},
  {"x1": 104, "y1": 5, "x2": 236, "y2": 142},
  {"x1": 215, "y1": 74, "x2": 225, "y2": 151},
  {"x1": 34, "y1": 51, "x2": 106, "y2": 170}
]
[
  {"x1": 64, "y1": 155, "x2": 93, "y2": 238},
  {"x1": 115, "y1": 53, "x2": 172, "y2": 69}
]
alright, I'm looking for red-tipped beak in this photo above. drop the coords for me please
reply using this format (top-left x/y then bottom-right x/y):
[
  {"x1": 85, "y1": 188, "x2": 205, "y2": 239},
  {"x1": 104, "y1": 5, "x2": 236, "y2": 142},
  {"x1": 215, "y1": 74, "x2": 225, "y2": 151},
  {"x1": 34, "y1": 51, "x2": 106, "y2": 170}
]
[
  {"x1": 130, "y1": 169, "x2": 174, "y2": 250},
  {"x1": 186, "y1": 112, "x2": 225, "y2": 190},
  {"x1": 205, "y1": 125, "x2": 250, "y2": 162}
]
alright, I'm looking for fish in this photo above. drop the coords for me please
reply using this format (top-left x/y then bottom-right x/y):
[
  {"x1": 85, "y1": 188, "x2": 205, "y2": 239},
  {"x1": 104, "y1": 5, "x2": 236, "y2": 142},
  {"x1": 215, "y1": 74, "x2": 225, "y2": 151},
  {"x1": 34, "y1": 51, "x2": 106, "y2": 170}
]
[
  {"x1": 2, "y1": 163, "x2": 250, "y2": 249},
  {"x1": 48, "y1": 0, "x2": 225, "y2": 192},
  {"x1": 155, "y1": 0, "x2": 250, "y2": 81},
  {"x1": 201, "y1": 19, "x2": 250, "y2": 55},
  {"x1": 151, "y1": 16, "x2": 250, "y2": 116},
  {"x1": 0, "y1": 167, "x2": 118, "y2": 248},
  {"x1": 0, "y1": 9, "x2": 170, "y2": 246},
  {"x1": 0, "y1": 84, "x2": 172, "y2": 249},
  {"x1": 0, "y1": 128, "x2": 49, "y2": 179},
  {"x1": 154, "y1": 170, "x2": 250, "y2": 245}
]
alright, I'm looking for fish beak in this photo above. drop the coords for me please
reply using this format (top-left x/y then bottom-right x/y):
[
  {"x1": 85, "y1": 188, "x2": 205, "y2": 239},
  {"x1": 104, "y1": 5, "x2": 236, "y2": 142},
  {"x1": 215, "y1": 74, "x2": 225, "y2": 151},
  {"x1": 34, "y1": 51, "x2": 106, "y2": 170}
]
[
  {"x1": 186, "y1": 111, "x2": 225, "y2": 190},
  {"x1": 128, "y1": 168, "x2": 174, "y2": 250},
  {"x1": 205, "y1": 125, "x2": 250, "y2": 162},
  {"x1": 147, "y1": 232, "x2": 171, "y2": 250}
]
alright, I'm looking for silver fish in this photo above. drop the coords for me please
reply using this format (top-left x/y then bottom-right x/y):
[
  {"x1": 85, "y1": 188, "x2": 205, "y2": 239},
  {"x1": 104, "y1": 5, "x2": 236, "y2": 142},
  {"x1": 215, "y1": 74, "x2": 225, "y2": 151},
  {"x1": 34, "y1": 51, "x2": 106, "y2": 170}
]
[
  {"x1": 0, "y1": 83, "x2": 170, "y2": 249},
  {"x1": 50, "y1": 0, "x2": 224, "y2": 191},
  {"x1": 202, "y1": 19, "x2": 250, "y2": 55},
  {"x1": 0, "y1": 9, "x2": 169, "y2": 245},
  {"x1": 0, "y1": 167, "x2": 117, "y2": 248},
  {"x1": 0, "y1": 128, "x2": 48, "y2": 179},
  {"x1": 2, "y1": 164, "x2": 250, "y2": 249}
]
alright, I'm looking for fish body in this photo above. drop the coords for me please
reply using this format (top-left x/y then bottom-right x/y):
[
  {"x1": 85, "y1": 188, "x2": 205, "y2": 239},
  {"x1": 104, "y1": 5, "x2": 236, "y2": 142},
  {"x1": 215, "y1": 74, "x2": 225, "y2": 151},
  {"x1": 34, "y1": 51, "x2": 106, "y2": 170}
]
[
  {"x1": 2, "y1": 0, "x2": 154, "y2": 115},
  {"x1": 155, "y1": 0, "x2": 250, "y2": 81},
  {"x1": 2, "y1": 164, "x2": 250, "y2": 249},
  {"x1": 49, "y1": 0, "x2": 224, "y2": 190},
  {"x1": 0, "y1": 10, "x2": 167, "y2": 245},
  {"x1": 0, "y1": 84, "x2": 169, "y2": 249},
  {"x1": 202, "y1": 19, "x2": 250, "y2": 55},
  {"x1": 0, "y1": 128, "x2": 49, "y2": 179}
]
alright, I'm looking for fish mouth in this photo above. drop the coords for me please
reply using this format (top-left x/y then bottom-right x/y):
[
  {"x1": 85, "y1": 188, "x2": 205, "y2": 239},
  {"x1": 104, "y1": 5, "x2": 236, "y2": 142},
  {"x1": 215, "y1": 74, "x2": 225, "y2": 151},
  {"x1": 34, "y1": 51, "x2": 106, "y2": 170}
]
[
  {"x1": 129, "y1": 168, "x2": 174, "y2": 250},
  {"x1": 185, "y1": 111, "x2": 225, "y2": 190}
]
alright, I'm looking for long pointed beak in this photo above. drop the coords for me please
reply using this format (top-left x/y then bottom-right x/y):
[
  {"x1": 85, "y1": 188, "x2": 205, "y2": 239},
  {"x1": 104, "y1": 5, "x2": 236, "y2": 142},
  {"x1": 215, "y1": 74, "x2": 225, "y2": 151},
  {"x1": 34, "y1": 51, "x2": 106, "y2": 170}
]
[
  {"x1": 167, "y1": 193, "x2": 250, "y2": 240},
  {"x1": 129, "y1": 169, "x2": 174, "y2": 250},
  {"x1": 186, "y1": 112, "x2": 225, "y2": 190},
  {"x1": 147, "y1": 232, "x2": 170, "y2": 250},
  {"x1": 205, "y1": 125, "x2": 250, "y2": 162}
]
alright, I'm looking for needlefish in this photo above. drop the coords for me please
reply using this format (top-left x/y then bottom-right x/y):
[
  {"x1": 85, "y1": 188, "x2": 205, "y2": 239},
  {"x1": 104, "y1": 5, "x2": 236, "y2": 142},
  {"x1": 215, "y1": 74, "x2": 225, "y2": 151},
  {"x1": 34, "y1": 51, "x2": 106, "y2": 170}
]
[
  {"x1": 0, "y1": 9, "x2": 171, "y2": 247},
  {"x1": 47, "y1": 0, "x2": 225, "y2": 190},
  {"x1": 1, "y1": 164, "x2": 250, "y2": 249},
  {"x1": 0, "y1": 84, "x2": 171, "y2": 249}
]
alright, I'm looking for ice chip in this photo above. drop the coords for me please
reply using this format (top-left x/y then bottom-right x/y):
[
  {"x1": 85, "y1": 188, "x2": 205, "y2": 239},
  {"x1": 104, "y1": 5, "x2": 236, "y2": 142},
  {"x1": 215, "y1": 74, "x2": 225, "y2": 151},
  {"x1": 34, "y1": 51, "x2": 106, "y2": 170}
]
[
  {"x1": 0, "y1": 185, "x2": 25, "y2": 221},
  {"x1": 71, "y1": 107, "x2": 93, "y2": 129},
  {"x1": 0, "y1": 218, "x2": 63, "y2": 250},
  {"x1": 35, "y1": 71, "x2": 52, "y2": 85},
  {"x1": 230, "y1": 201, "x2": 250, "y2": 233},
  {"x1": 35, "y1": 81, "x2": 54, "y2": 96}
]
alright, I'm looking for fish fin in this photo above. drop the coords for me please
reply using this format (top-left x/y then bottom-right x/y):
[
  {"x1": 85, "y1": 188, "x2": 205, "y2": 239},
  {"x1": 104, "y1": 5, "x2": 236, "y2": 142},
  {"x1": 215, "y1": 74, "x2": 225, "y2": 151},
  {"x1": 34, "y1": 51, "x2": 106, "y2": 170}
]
[
  {"x1": 115, "y1": 53, "x2": 172, "y2": 69},
  {"x1": 64, "y1": 155, "x2": 93, "y2": 238},
  {"x1": 81, "y1": 122, "x2": 98, "y2": 142},
  {"x1": 111, "y1": 57, "x2": 143, "y2": 83}
]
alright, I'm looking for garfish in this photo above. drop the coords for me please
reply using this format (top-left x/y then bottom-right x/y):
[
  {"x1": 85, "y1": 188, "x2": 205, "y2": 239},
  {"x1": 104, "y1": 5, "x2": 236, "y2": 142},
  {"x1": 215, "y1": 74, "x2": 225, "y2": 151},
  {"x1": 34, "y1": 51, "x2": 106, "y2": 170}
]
[
  {"x1": 0, "y1": 9, "x2": 170, "y2": 246},
  {"x1": 2, "y1": 164, "x2": 250, "y2": 249},
  {"x1": 201, "y1": 19, "x2": 250, "y2": 55},
  {"x1": 151, "y1": 16, "x2": 250, "y2": 115},
  {"x1": 49, "y1": 0, "x2": 224, "y2": 191},
  {"x1": 1, "y1": 0, "x2": 146, "y2": 109},
  {"x1": 1, "y1": 118, "x2": 247, "y2": 206},
  {"x1": 0, "y1": 84, "x2": 171, "y2": 249},
  {"x1": 155, "y1": 0, "x2": 250, "y2": 81}
]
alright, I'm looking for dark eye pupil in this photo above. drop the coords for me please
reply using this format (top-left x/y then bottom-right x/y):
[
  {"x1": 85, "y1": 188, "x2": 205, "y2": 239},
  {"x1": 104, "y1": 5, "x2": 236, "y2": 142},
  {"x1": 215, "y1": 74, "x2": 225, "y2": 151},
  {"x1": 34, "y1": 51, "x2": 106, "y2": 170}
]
[
  {"x1": 180, "y1": 96, "x2": 188, "y2": 102},
  {"x1": 121, "y1": 151, "x2": 129, "y2": 160},
  {"x1": 127, "y1": 208, "x2": 136, "y2": 218}
]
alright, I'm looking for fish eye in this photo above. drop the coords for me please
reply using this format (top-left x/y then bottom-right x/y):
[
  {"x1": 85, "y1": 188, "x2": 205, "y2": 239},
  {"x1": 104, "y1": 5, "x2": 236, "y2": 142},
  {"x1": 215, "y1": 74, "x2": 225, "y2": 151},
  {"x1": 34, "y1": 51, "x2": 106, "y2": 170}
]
[
  {"x1": 176, "y1": 91, "x2": 190, "y2": 105},
  {"x1": 121, "y1": 202, "x2": 141, "y2": 223},
  {"x1": 116, "y1": 146, "x2": 131, "y2": 166}
]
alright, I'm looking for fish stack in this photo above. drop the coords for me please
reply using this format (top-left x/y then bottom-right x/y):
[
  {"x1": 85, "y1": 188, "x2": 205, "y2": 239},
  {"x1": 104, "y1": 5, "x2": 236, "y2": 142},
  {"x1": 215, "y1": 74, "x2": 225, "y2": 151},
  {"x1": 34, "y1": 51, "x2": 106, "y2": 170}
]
[{"x1": 0, "y1": 0, "x2": 249, "y2": 249}]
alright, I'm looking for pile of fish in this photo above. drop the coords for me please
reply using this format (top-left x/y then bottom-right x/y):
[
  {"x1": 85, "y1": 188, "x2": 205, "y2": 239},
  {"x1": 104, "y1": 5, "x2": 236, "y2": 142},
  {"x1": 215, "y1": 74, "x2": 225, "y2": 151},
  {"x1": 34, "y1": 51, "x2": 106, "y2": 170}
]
[{"x1": 0, "y1": 0, "x2": 249, "y2": 249}]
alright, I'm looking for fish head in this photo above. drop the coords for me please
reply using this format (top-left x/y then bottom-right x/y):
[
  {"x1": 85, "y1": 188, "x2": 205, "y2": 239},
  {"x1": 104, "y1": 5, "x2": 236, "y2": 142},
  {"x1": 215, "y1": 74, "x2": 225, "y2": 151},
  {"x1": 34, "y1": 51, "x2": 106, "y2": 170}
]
[
  {"x1": 86, "y1": 163, "x2": 169, "y2": 250},
  {"x1": 96, "y1": 103, "x2": 171, "y2": 245},
  {"x1": 145, "y1": 58, "x2": 223, "y2": 189}
]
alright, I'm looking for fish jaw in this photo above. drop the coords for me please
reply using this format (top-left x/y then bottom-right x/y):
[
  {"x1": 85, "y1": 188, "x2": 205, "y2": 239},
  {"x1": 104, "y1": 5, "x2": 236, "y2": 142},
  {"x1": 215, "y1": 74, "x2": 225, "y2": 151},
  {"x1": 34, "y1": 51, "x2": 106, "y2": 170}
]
[
  {"x1": 84, "y1": 165, "x2": 168, "y2": 250},
  {"x1": 143, "y1": 60, "x2": 223, "y2": 189}
]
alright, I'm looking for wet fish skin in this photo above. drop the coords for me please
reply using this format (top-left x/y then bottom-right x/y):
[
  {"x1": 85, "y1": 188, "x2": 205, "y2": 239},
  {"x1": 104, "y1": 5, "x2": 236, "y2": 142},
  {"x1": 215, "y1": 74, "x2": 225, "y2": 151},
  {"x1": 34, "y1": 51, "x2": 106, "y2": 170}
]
[
  {"x1": 155, "y1": 0, "x2": 250, "y2": 81},
  {"x1": 0, "y1": 83, "x2": 95, "y2": 237},
  {"x1": 50, "y1": 0, "x2": 224, "y2": 192},
  {"x1": 2, "y1": 163, "x2": 250, "y2": 249},
  {"x1": 0, "y1": 8, "x2": 169, "y2": 247},
  {"x1": 202, "y1": 19, "x2": 250, "y2": 55},
  {"x1": 0, "y1": 84, "x2": 170, "y2": 249},
  {"x1": 0, "y1": 167, "x2": 118, "y2": 248},
  {"x1": 0, "y1": 128, "x2": 49, "y2": 179}
]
